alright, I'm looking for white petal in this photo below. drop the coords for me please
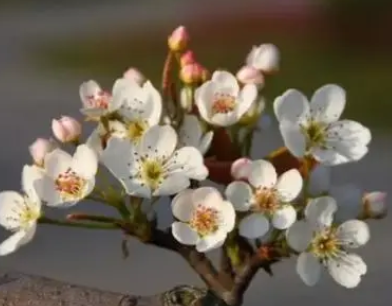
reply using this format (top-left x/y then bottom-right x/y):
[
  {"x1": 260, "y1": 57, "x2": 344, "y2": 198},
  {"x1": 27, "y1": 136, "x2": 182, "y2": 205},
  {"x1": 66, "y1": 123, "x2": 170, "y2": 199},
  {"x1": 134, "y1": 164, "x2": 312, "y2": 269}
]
[
  {"x1": 311, "y1": 147, "x2": 348, "y2": 166},
  {"x1": 179, "y1": 115, "x2": 202, "y2": 147},
  {"x1": 248, "y1": 159, "x2": 277, "y2": 189},
  {"x1": 275, "y1": 169, "x2": 303, "y2": 202},
  {"x1": 330, "y1": 184, "x2": 362, "y2": 222},
  {"x1": 195, "y1": 82, "x2": 215, "y2": 123},
  {"x1": 327, "y1": 254, "x2": 367, "y2": 288},
  {"x1": 225, "y1": 181, "x2": 252, "y2": 212},
  {"x1": 171, "y1": 189, "x2": 194, "y2": 222},
  {"x1": 285, "y1": 221, "x2": 313, "y2": 252},
  {"x1": 144, "y1": 81, "x2": 163, "y2": 126},
  {"x1": 34, "y1": 176, "x2": 63, "y2": 207},
  {"x1": 86, "y1": 128, "x2": 103, "y2": 156},
  {"x1": 22, "y1": 165, "x2": 44, "y2": 204},
  {"x1": 171, "y1": 222, "x2": 199, "y2": 246},
  {"x1": 199, "y1": 131, "x2": 213, "y2": 155},
  {"x1": 310, "y1": 84, "x2": 346, "y2": 124},
  {"x1": 44, "y1": 149, "x2": 72, "y2": 178},
  {"x1": 297, "y1": 252, "x2": 322, "y2": 286},
  {"x1": 0, "y1": 191, "x2": 25, "y2": 229},
  {"x1": 139, "y1": 125, "x2": 177, "y2": 159},
  {"x1": 308, "y1": 165, "x2": 331, "y2": 196},
  {"x1": 236, "y1": 84, "x2": 258, "y2": 118},
  {"x1": 121, "y1": 177, "x2": 151, "y2": 198},
  {"x1": 326, "y1": 120, "x2": 371, "y2": 149},
  {"x1": 272, "y1": 205, "x2": 297, "y2": 229},
  {"x1": 71, "y1": 144, "x2": 98, "y2": 179},
  {"x1": 337, "y1": 220, "x2": 370, "y2": 248},
  {"x1": 305, "y1": 196, "x2": 337, "y2": 227},
  {"x1": 192, "y1": 187, "x2": 223, "y2": 208},
  {"x1": 218, "y1": 201, "x2": 236, "y2": 233},
  {"x1": 239, "y1": 213, "x2": 270, "y2": 239},
  {"x1": 79, "y1": 80, "x2": 101, "y2": 106},
  {"x1": 0, "y1": 230, "x2": 28, "y2": 256},
  {"x1": 211, "y1": 71, "x2": 239, "y2": 94},
  {"x1": 210, "y1": 113, "x2": 239, "y2": 127},
  {"x1": 274, "y1": 89, "x2": 309, "y2": 123},
  {"x1": 196, "y1": 230, "x2": 227, "y2": 253},
  {"x1": 153, "y1": 173, "x2": 190, "y2": 197},
  {"x1": 279, "y1": 122, "x2": 307, "y2": 158}
]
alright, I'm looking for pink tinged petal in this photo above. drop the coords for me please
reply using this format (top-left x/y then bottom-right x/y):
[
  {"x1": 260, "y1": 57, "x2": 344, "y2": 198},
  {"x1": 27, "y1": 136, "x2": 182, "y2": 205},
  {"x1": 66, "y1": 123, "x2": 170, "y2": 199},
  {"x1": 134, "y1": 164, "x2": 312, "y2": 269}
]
[
  {"x1": 153, "y1": 173, "x2": 190, "y2": 197},
  {"x1": 0, "y1": 191, "x2": 26, "y2": 230},
  {"x1": 34, "y1": 176, "x2": 62, "y2": 207},
  {"x1": 139, "y1": 125, "x2": 177, "y2": 159},
  {"x1": 285, "y1": 221, "x2": 313, "y2": 252},
  {"x1": 297, "y1": 252, "x2": 322, "y2": 286},
  {"x1": 225, "y1": 181, "x2": 253, "y2": 212},
  {"x1": 363, "y1": 191, "x2": 387, "y2": 217},
  {"x1": 275, "y1": 169, "x2": 303, "y2": 202},
  {"x1": 44, "y1": 149, "x2": 72, "y2": 178},
  {"x1": 248, "y1": 159, "x2": 277, "y2": 189},
  {"x1": 308, "y1": 165, "x2": 331, "y2": 196},
  {"x1": 239, "y1": 213, "x2": 270, "y2": 239},
  {"x1": 22, "y1": 165, "x2": 44, "y2": 204},
  {"x1": 330, "y1": 184, "x2": 362, "y2": 222},
  {"x1": 79, "y1": 80, "x2": 101, "y2": 107},
  {"x1": 196, "y1": 230, "x2": 227, "y2": 253},
  {"x1": 192, "y1": 187, "x2": 223, "y2": 208},
  {"x1": 211, "y1": 71, "x2": 239, "y2": 94},
  {"x1": 305, "y1": 196, "x2": 337, "y2": 227},
  {"x1": 273, "y1": 89, "x2": 310, "y2": 123},
  {"x1": 231, "y1": 157, "x2": 252, "y2": 180},
  {"x1": 199, "y1": 131, "x2": 213, "y2": 155},
  {"x1": 337, "y1": 220, "x2": 370, "y2": 248},
  {"x1": 171, "y1": 189, "x2": 194, "y2": 222},
  {"x1": 279, "y1": 122, "x2": 307, "y2": 158},
  {"x1": 272, "y1": 205, "x2": 297, "y2": 230},
  {"x1": 327, "y1": 254, "x2": 367, "y2": 288},
  {"x1": 71, "y1": 144, "x2": 98, "y2": 179},
  {"x1": 218, "y1": 201, "x2": 236, "y2": 233},
  {"x1": 171, "y1": 222, "x2": 199, "y2": 246},
  {"x1": 236, "y1": 84, "x2": 258, "y2": 118},
  {"x1": 310, "y1": 84, "x2": 346, "y2": 124}
]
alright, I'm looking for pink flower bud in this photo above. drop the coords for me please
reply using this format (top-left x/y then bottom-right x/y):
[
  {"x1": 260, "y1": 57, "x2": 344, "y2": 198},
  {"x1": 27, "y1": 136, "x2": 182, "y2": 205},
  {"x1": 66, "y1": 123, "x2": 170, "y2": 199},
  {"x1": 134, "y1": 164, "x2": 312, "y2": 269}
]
[
  {"x1": 180, "y1": 63, "x2": 204, "y2": 84},
  {"x1": 123, "y1": 67, "x2": 145, "y2": 85},
  {"x1": 180, "y1": 50, "x2": 197, "y2": 67},
  {"x1": 236, "y1": 65, "x2": 264, "y2": 87},
  {"x1": 168, "y1": 26, "x2": 189, "y2": 52},
  {"x1": 231, "y1": 158, "x2": 252, "y2": 181},
  {"x1": 363, "y1": 191, "x2": 387, "y2": 219},
  {"x1": 29, "y1": 138, "x2": 57, "y2": 167},
  {"x1": 246, "y1": 44, "x2": 280, "y2": 74},
  {"x1": 52, "y1": 116, "x2": 82, "y2": 143}
]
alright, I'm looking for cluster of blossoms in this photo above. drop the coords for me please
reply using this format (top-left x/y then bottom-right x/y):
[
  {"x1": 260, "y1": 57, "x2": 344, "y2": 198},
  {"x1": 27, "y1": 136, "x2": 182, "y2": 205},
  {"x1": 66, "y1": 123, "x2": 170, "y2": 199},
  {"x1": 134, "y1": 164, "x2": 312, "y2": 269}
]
[{"x1": 0, "y1": 26, "x2": 386, "y2": 292}]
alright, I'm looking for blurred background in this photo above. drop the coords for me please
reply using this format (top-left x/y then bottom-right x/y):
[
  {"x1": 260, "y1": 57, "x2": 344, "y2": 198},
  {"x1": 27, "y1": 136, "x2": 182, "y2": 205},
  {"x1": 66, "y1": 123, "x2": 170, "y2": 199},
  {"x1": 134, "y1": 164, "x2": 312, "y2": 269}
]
[{"x1": 0, "y1": 0, "x2": 391, "y2": 305}]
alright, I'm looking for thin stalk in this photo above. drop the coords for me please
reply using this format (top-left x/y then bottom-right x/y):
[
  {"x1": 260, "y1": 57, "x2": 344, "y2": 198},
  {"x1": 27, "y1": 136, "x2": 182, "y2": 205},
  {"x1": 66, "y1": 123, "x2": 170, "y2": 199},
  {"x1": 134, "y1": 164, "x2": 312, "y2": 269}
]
[{"x1": 38, "y1": 217, "x2": 119, "y2": 230}]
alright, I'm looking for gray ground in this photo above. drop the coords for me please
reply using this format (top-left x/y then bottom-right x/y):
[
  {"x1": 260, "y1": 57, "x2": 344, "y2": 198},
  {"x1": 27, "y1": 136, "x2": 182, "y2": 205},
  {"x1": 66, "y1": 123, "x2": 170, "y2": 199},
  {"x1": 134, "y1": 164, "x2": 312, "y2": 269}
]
[{"x1": 0, "y1": 1, "x2": 391, "y2": 305}]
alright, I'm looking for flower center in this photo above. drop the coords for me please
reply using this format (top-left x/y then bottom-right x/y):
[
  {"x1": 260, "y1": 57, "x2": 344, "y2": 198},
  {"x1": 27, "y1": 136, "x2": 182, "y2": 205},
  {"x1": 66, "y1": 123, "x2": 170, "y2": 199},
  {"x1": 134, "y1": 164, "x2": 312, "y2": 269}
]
[
  {"x1": 309, "y1": 228, "x2": 341, "y2": 259},
  {"x1": 252, "y1": 188, "x2": 279, "y2": 215},
  {"x1": 87, "y1": 90, "x2": 110, "y2": 109},
  {"x1": 190, "y1": 204, "x2": 219, "y2": 236},
  {"x1": 55, "y1": 168, "x2": 87, "y2": 200},
  {"x1": 303, "y1": 121, "x2": 326, "y2": 148},
  {"x1": 19, "y1": 197, "x2": 40, "y2": 229},
  {"x1": 140, "y1": 159, "x2": 164, "y2": 190},
  {"x1": 127, "y1": 120, "x2": 148, "y2": 143},
  {"x1": 211, "y1": 93, "x2": 236, "y2": 115}
]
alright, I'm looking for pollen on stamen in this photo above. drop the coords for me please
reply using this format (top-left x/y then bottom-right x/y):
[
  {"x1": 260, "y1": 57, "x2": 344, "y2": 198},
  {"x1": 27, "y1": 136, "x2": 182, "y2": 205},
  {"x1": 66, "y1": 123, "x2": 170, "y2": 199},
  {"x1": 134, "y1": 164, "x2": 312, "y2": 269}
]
[{"x1": 211, "y1": 93, "x2": 236, "y2": 115}]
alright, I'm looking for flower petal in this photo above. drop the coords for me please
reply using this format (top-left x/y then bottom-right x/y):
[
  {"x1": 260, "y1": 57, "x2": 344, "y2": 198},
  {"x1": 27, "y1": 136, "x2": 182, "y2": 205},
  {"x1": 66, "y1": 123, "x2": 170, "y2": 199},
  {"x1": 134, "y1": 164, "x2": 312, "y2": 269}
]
[
  {"x1": 285, "y1": 221, "x2": 313, "y2": 252},
  {"x1": 239, "y1": 213, "x2": 269, "y2": 239},
  {"x1": 179, "y1": 115, "x2": 202, "y2": 147},
  {"x1": 218, "y1": 201, "x2": 236, "y2": 233},
  {"x1": 248, "y1": 159, "x2": 277, "y2": 189},
  {"x1": 139, "y1": 125, "x2": 177, "y2": 159},
  {"x1": 305, "y1": 196, "x2": 337, "y2": 227},
  {"x1": 34, "y1": 176, "x2": 63, "y2": 207},
  {"x1": 275, "y1": 169, "x2": 303, "y2": 202},
  {"x1": 171, "y1": 189, "x2": 195, "y2": 222},
  {"x1": 225, "y1": 181, "x2": 252, "y2": 212},
  {"x1": 297, "y1": 252, "x2": 322, "y2": 286},
  {"x1": 272, "y1": 205, "x2": 297, "y2": 229},
  {"x1": 71, "y1": 144, "x2": 98, "y2": 179},
  {"x1": 0, "y1": 191, "x2": 25, "y2": 230},
  {"x1": 22, "y1": 165, "x2": 44, "y2": 204},
  {"x1": 153, "y1": 173, "x2": 190, "y2": 197},
  {"x1": 79, "y1": 80, "x2": 101, "y2": 107},
  {"x1": 196, "y1": 230, "x2": 227, "y2": 253},
  {"x1": 274, "y1": 89, "x2": 309, "y2": 123},
  {"x1": 44, "y1": 149, "x2": 72, "y2": 178},
  {"x1": 0, "y1": 230, "x2": 28, "y2": 256},
  {"x1": 236, "y1": 84, "x2": 258, "y2": 118},
  {"x1": 199, "y1": 131, "x2": 214, "y2": 155},
  {"x1": 192, "y1": 187, "x2": 223, "y2": 208},
  {"x1": 327, "y1": 254, "x2": 367, "y2": 288},
  {"x1": 337, "y1": 220, "x2": 370, "y2": 248},
  {"x1": 279, "y1": 122, "x2": 307, "y2": 158},
  {"x1": 330, "y1": 184, "x2": 362, "y2": 222},
  {"x1": 195, "y1": 82, "x2": 215, "y2": 123},
  {"x1": 308, "y1": 165, "x2": 331, "y2": 196},
  {"x1": 171, "y1": 222, "x2": 199, "y2": 246},
  {"x1": 211, "y1": 71, "x2": 239, "y2": 94},
  {"x1": 121, "y1": 177, "x2": 151, "y2": 198},
  {"x1": 310, "y1": 84, "x2": 346, "y2": 124}
]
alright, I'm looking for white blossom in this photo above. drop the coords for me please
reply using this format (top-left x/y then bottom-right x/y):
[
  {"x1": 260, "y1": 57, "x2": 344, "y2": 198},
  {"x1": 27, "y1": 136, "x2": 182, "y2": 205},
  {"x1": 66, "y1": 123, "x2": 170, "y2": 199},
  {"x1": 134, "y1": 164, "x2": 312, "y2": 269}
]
[
  {"x1": 286, "y1": 196, "x2": 370, "y2": 288},
  {"x1": 246, "y1": 43, "x2": 280, "y2": 74},
  {"x1": 274, "y1": 85, "x2": 371, "y2": 165},
  {"x1": 178, "y1": 115, "x2": 213, "y2": 155},
  {"x1": 195, "y1": 70, "x2": 257, "y2": 127},
  {"x1": 225, "y1": 159, "x2": 302, "y2": 239},
  {"x1": 171, "y1": 187, "x2": 235, "y2": 252},
  {"x1": 34, "y1": 145, "x2": 98, "y2": 207},
  {"x1": 101, "y1": 125, "x2": 208, "y2": 198},
  {"x1": 0, "y1": 165, "x2": 42, "y2": 255}
]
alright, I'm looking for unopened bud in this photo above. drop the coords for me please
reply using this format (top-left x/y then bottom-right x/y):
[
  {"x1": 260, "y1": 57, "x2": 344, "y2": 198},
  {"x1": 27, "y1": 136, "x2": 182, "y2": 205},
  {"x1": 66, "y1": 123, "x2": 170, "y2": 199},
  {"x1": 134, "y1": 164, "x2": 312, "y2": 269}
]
[
  {"x1": 231, "y1": 157, "x2": 252, "y2": 181},
  {"x1": 168, "y1": 26, "x2": 189, "y2": 52},
  {"x1": 123, "y1": 67, "x2": 145, "y2": 85},
  {"x1": 29, "y1": 138, "x2": 57, "y2": 167},
  {"x1": 180, "y1": 50, "x2": 196, "y2": 67},
  {"x1": 236, "y1": 65, "x2": 264, "y2": 87},
  {"x1": 180, "y1": 87, "x2": 193, "y2": 112},
  {"x1": 246, "y1": 43, "x2": 280, "y2": 74},
  {"x1": 52, "y1": 116, "x2": 82, "y2": 143},
  {"x1": 180, "y1": 63, "x2": 203, "y2": 84},
  {"x1": 362, "y1": 192, "x2": 387, "y2": 219}
]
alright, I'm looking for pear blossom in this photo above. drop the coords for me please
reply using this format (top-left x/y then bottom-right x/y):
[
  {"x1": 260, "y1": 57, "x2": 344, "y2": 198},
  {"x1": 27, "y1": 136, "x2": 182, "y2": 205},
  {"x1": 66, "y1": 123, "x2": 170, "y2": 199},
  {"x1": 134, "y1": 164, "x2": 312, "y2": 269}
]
[
  {"x1": 171, "y1": 187, "x2": 235, "y2": 252},
  {"x1": 195, "y1": 70, "x2": 258, "y2": 127},
  {"x1": 274, "y1": 84, "x2": 371, "y2": 165},
  {"x1": 246, "y1": 44, "x2": 280, "y2": 74},
  {"x1": 362, "y1": 192, "x2": 387, "y2": 219},
  {"x1": 0, "y1": 165, "x2": 42, "y2": 255},
  {"x1": 34, "y1": 145, "x2": 98, "y2": 207},
  {"x1": 178, "y1": 115, "x2": 213, "y2": 155},
  {"x1": 225, "y1": 159, "x2": 303, "y2": 238},
  {"x1": 52, "y1": 116, "x2": 82, "y2": 143},
  {"x1": 79, "y1": 78, "x2": 132, "y2": 118},
  {"x1": 101, "y1": 125, "x2": 208, "y2": 198},
  {"x1": 286, "y1": 196, "x2": 370, "y2": 288}
]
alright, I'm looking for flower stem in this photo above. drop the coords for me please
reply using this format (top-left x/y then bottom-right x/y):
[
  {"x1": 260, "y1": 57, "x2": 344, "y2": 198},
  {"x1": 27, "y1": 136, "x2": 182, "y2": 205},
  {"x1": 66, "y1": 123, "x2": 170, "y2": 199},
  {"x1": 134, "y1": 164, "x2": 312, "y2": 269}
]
[{"x1": 38, "y1": 216, "x2": 119, "y2": 230}]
